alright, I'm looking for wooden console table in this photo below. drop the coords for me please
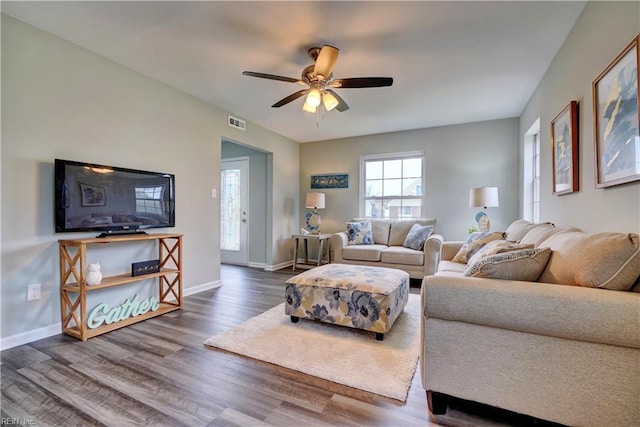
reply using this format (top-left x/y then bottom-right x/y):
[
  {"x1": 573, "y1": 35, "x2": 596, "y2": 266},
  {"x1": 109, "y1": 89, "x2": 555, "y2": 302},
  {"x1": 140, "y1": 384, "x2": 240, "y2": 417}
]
[
  {"x1": 291, "y1": 233, "x2": 332, "y2": 271},
  {"x1": 58, "y1": 233, "x2": 182, "y2": 341}
]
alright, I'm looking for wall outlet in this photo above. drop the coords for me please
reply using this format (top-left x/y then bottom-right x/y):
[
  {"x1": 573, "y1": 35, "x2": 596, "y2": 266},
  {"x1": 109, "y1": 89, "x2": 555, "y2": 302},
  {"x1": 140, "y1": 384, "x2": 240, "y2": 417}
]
[{"x1": 27, "y1": 283, "x2": 41, "y2": 301}]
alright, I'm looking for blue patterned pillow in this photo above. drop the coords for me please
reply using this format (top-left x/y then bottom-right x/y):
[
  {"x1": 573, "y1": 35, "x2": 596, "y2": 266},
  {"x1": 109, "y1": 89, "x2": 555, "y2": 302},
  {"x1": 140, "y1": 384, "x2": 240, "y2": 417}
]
[
  {"x1": 346, "y1": 221, "x2": 374, "y2": 245},
  {"x1": 402, "y1": 224, "x2": 434, "y2": 250},
  {"x1": 452, "y1": 231, "x2": 506, "y2": 263}
]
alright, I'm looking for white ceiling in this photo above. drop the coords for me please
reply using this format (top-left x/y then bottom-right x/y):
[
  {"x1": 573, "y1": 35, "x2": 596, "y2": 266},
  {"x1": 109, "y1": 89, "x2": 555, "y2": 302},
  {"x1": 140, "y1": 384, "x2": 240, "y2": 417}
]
[{"x1": 2, "y1": 1, "x2": 586, "y2": 143}]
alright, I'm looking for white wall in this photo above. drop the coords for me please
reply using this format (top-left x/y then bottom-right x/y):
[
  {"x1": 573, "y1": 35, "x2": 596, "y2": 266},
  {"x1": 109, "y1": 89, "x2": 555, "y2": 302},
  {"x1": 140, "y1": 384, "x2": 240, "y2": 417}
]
[
  {"x1": 519, "y1": 1, "x2": 640, "y2": 233},
  {"x1": 300, "y1": 119, "x2": 520, "y2": 241},
  {"x1": 1, "y1": 15, "x2": 299, "y2": 345}
]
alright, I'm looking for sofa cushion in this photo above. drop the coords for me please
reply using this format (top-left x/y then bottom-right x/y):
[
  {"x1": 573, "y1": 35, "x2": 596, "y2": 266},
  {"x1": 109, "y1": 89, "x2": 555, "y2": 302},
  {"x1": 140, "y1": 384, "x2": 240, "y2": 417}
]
[
  {"x1": 437, "y1": 260, "x2": 467, "y2": 275},
  {"x1": 346, "y1": 221, "x2": 374, "y2": 245},
  {"x1": 388, "y1": 218, "x2": 437, "y2": 246},
  {"x1": 352, "y1": 218, "x2": 391, "y2": 245},
  {"x1": 464, "y1": 247, "x2": 552, "y2": 281},
  {"x1": 537, "y1": 231, "x2": 640, "y2": 291},
  {"x1": 505, "y1": 220, "x2": 554, "y2": 242},
  {"x1": 403, "y1": 224, "x2": 434, "y2": 250},
  {"x1": 381, "y1": 246, "x2": 424, "y2": 266},
  {"x1": 466, "y1": 240, "x2": 534, "y2": 266},
  {"x1": 342, "y1": 244, "x2": 386, "y2": 262},
  {"x1": 451, "y1": 231, "x2": 505, "y2": 264},
  {"x1": 519, "y1": 223, "x2": 563, "y2": 246}
]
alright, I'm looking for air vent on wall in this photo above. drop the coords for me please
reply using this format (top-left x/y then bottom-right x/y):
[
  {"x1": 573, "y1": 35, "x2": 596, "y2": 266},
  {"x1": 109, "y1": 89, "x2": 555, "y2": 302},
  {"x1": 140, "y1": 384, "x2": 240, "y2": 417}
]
[{"x1": 228, "y1": 115, "x2": 246, "y2": 131}]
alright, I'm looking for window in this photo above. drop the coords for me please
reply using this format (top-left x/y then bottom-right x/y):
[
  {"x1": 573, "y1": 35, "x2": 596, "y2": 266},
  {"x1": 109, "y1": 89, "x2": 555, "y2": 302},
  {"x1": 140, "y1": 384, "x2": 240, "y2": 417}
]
[
  {"x1": 532, "y1": 133, "x2": 541, "y2": 222},
  {"x1": 220, "y1": 168, "x2": 241, "y2": 251},
  {"x1": 360, "y1": 151, "x2": 425, "y2": 219},
  {"x1": 523, "y1": 118, "x2": 540, "y2": 222},
  {"x1": 135, "y1": 185, "x2": 165, "y2": 215}
]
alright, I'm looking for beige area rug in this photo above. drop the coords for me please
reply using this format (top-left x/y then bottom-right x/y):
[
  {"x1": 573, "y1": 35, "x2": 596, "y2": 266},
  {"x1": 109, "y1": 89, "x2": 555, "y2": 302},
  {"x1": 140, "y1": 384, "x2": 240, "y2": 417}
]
[{"x1": 204, "y1": 293, "x2": 421, "y2": 401}]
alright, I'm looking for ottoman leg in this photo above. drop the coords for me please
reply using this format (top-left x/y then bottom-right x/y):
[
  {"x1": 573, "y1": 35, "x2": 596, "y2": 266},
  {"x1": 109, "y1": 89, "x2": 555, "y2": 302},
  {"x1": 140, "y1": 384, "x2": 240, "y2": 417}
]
[
  {"x1": 375, "y1": 332, "x2": 384, "y2": 341},
  {"x1": 290, "y1": 316, "x2": 299, "y2": 323}
]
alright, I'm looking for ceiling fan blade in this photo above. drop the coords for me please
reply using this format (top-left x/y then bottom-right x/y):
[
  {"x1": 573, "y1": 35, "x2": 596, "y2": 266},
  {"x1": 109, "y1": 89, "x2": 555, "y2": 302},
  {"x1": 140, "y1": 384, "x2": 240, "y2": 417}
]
[
  {"x1": 326, "y1": 89, "x2": 349, "y2": 112},
  {"x1": 313, "y1": 45, "x2": 339, "y2": 80},
  {"x1": 271, "y1": 89, "x2": 309, "y2": 108},
  {"x1": 330, "y1": 77, "x2": 393, "y2": 88},
  {"x1": 242, "y1": 71, "x2": 301, "y2": 84}
]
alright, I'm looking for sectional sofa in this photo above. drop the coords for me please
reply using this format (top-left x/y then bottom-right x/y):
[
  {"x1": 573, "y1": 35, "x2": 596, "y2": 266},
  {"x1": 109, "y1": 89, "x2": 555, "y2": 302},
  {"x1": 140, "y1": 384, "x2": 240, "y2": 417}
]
[{"x1": 420, "y1": 220, "x2": 640, "y2": 427}]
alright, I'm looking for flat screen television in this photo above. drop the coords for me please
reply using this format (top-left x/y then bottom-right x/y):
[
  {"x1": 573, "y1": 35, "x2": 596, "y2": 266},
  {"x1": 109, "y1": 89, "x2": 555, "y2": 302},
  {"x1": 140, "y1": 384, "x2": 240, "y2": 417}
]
[{"x1": 54, "y1": 159, "x2": 175, "y2": 235}]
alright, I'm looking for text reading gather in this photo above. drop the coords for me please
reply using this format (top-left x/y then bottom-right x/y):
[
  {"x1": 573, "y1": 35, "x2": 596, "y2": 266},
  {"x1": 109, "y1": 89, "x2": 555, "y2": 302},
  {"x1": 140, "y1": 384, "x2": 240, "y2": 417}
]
[{"x1": 88, "y1": 294, "x2": 160, "y2": 329}]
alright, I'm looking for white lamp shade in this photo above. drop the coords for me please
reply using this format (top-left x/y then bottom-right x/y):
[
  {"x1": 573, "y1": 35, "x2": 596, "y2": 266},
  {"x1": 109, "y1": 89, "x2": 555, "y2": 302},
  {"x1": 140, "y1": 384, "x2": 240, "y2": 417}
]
[
  {"x1": 302, "y1": 101, "x2": 317, "y2": 113},
  {"x1": 322, "y1": 91, "x2": 339, "y2": 111},
  {"x1": 469, "y1": 187, "x2": 499, "y2": 208},
  {"x1": 306, "y1": 88, "x2": 322, "y2": 107},
  {"x1": 305, "y1": 192, "x2": 325, "y2": 209}
]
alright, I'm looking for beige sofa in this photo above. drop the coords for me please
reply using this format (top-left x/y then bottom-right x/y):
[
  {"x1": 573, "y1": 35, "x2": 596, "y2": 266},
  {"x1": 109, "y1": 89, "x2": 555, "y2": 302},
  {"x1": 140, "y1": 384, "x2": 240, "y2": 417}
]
[
  {"x1": 420, "y1": 220, "x2": 640, "y2": 427},
  {"x1": 330, "y1": 218, "x2": 442, "y2": 279}
]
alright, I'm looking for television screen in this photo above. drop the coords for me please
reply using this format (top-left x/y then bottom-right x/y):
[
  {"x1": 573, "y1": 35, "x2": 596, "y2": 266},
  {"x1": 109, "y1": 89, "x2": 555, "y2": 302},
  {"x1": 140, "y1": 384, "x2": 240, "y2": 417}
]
[{"x1": 55, "y1": 159, "x2": 175, "y2": 234}]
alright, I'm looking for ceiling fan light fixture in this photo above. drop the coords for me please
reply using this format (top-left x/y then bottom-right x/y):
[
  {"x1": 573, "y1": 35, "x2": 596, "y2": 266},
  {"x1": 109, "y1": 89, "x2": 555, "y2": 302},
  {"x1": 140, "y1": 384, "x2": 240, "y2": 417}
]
[
  {"x1": 242, "y1": 44, "x2": 392, "y2": 114},
  {"x1": 302, "y1": 101, "x2": 317, "y2": 113},
  {"x1": 306, "y1": 88, "x2": 322, "y2": 107},
  {"x1": 322, "y1": 91, "x2": 339, "y2": 111}
]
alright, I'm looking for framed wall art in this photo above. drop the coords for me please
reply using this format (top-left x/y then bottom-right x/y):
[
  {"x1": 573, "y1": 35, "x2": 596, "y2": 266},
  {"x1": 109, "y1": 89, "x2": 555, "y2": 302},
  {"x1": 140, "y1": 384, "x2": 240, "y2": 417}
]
[
  {"x1": 593, "y1": 34, "x2": 640, "y2": 188},
  {"x1": 310, "y1": 173, "x2": 349, "y2": 189},
  {"x1": 551, "y1": 100, "x2": 579, "y2": 195}
]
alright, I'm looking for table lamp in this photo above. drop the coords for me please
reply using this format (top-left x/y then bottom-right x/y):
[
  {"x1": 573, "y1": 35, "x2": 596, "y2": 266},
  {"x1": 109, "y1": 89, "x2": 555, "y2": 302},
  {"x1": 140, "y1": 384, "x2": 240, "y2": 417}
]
[
  {"x1": 469, "y1": 187, "x2": 499, "y2": 232},
  {"x1": 305, "y1": 192, "x2": 325, "y2": 234}
]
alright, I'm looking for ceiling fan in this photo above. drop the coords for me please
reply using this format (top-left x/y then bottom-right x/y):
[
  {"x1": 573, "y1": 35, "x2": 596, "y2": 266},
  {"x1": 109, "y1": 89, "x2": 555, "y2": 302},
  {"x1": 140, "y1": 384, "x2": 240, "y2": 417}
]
[{"x1": 242, "y1": 45, "x2": 393, "y2": 113}]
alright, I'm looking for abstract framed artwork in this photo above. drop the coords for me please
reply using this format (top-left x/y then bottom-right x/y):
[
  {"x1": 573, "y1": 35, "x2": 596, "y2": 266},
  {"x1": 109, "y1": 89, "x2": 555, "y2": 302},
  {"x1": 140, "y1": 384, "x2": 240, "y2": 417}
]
[
  {"x1": 551, "y1": 100, "x2": 579, "y2": 195},
  {"x1": 593, "y1": 34, "x2": 640, "y2": 188},
  {"x1": 311, "y1": 173, "x2": 349, "y2": 189},
  {"x1": 80, "y1": 183, "x2": 106, "y2": 206}
]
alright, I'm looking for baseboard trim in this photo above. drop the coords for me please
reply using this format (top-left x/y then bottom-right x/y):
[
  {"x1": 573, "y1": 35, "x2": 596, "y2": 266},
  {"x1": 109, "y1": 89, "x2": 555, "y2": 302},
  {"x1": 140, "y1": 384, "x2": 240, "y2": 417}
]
[
  {"x1": 247, "y1": 262, "x2": 267, "y2": 269},
  {"x1": 0, "y1": 280, "x2": 224, "y2": 351},
  {"x1": 0, "y1": 323, "x2": 62, "y2": 351},
  {"x1": 265, "y1": 260, "x2": 293, "y2": 271},
  {"x1": 183, "y1": 280, "x2": 223, "y2": 297}
]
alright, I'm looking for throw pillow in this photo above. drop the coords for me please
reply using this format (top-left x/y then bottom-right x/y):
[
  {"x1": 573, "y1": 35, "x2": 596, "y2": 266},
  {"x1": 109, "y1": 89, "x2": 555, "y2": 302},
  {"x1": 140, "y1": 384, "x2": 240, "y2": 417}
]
[
  {"x1": 519, "y1": 223, "x2": 562, "y2": 246},
  {"x1": 402, "y1": 224, "x2": 434, "y2": 250},
  {"x1": 504, "y1": 220, "x2": 555, "y2": 242},
  {"x1": 452, "y1": 231, "x2": 505, "y2": 264},
  {"x1": 388, "y1": 218, "x2": 437, "y2": 246},
  {"x1": 464, "y1": 247, "x2": 552, "y2": 281},
  {"x1": 466, "y1": 240, "x2": 534, "y2": 266},
  {"x1": 346, "y1": 221, "x2": 374, "y2": 245},
  {"x1": 537, "y1": 231, "x2": 640, "y2": 291}
]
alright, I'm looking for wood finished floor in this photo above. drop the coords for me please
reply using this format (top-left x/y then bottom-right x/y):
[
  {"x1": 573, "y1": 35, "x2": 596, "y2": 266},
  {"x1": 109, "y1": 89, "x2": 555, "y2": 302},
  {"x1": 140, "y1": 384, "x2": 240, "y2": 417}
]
[{"x1": 1, "y1": 265, "x2": 562, "y2": 427}]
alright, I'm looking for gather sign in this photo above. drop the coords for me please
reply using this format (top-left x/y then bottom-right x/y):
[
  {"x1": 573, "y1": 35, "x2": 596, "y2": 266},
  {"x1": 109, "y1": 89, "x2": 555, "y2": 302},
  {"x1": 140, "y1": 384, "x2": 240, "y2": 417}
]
[{"x1": 88, "y1": 294, "x2": 160, "y2": 329}]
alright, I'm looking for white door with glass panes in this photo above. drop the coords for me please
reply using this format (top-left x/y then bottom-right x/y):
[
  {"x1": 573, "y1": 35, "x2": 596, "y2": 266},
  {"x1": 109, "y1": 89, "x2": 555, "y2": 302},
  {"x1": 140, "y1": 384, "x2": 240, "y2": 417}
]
[{"x1": 221, "y1": 157, "x2": 249, "y2": 265}]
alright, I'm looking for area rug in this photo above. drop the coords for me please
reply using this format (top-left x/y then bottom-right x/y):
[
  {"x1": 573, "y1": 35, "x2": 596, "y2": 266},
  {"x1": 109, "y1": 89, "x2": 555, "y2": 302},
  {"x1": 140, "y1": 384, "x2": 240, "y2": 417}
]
[{"x1": 204, "y1": 293, "x2": 421, "y2": 401}]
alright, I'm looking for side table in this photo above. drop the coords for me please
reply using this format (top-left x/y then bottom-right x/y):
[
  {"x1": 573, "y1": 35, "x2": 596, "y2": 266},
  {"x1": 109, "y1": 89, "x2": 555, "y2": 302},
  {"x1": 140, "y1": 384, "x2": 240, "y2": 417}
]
[{"x1": 291, "y1": 233, "x2": 332, "y2": 271}]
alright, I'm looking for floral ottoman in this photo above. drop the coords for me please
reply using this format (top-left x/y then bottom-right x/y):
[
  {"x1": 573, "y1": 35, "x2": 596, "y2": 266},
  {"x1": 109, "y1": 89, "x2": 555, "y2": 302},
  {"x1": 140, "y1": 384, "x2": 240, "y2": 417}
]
[{"x1": 285, "y1": 263, "x2": 410, "y2": 340}]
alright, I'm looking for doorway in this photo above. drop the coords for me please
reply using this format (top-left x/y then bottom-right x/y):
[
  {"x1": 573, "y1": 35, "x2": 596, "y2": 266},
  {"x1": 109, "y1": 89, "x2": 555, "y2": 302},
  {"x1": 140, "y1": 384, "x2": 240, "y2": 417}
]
[{"x1": 220, "y1": 157, "x2": 249, "y2": 265}]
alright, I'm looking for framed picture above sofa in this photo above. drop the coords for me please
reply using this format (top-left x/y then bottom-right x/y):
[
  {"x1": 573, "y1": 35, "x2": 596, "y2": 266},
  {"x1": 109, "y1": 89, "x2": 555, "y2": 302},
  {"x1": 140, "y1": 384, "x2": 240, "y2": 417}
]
[
  {"x1": 310, "y1": 173, "x2": 349, "y2": 189},
  {"x1": 592, "y1": 34, "x2": 640, "y2": 188},
  {"x1": 551, "y1": 100, "x2": 579, "y2": 195}
]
